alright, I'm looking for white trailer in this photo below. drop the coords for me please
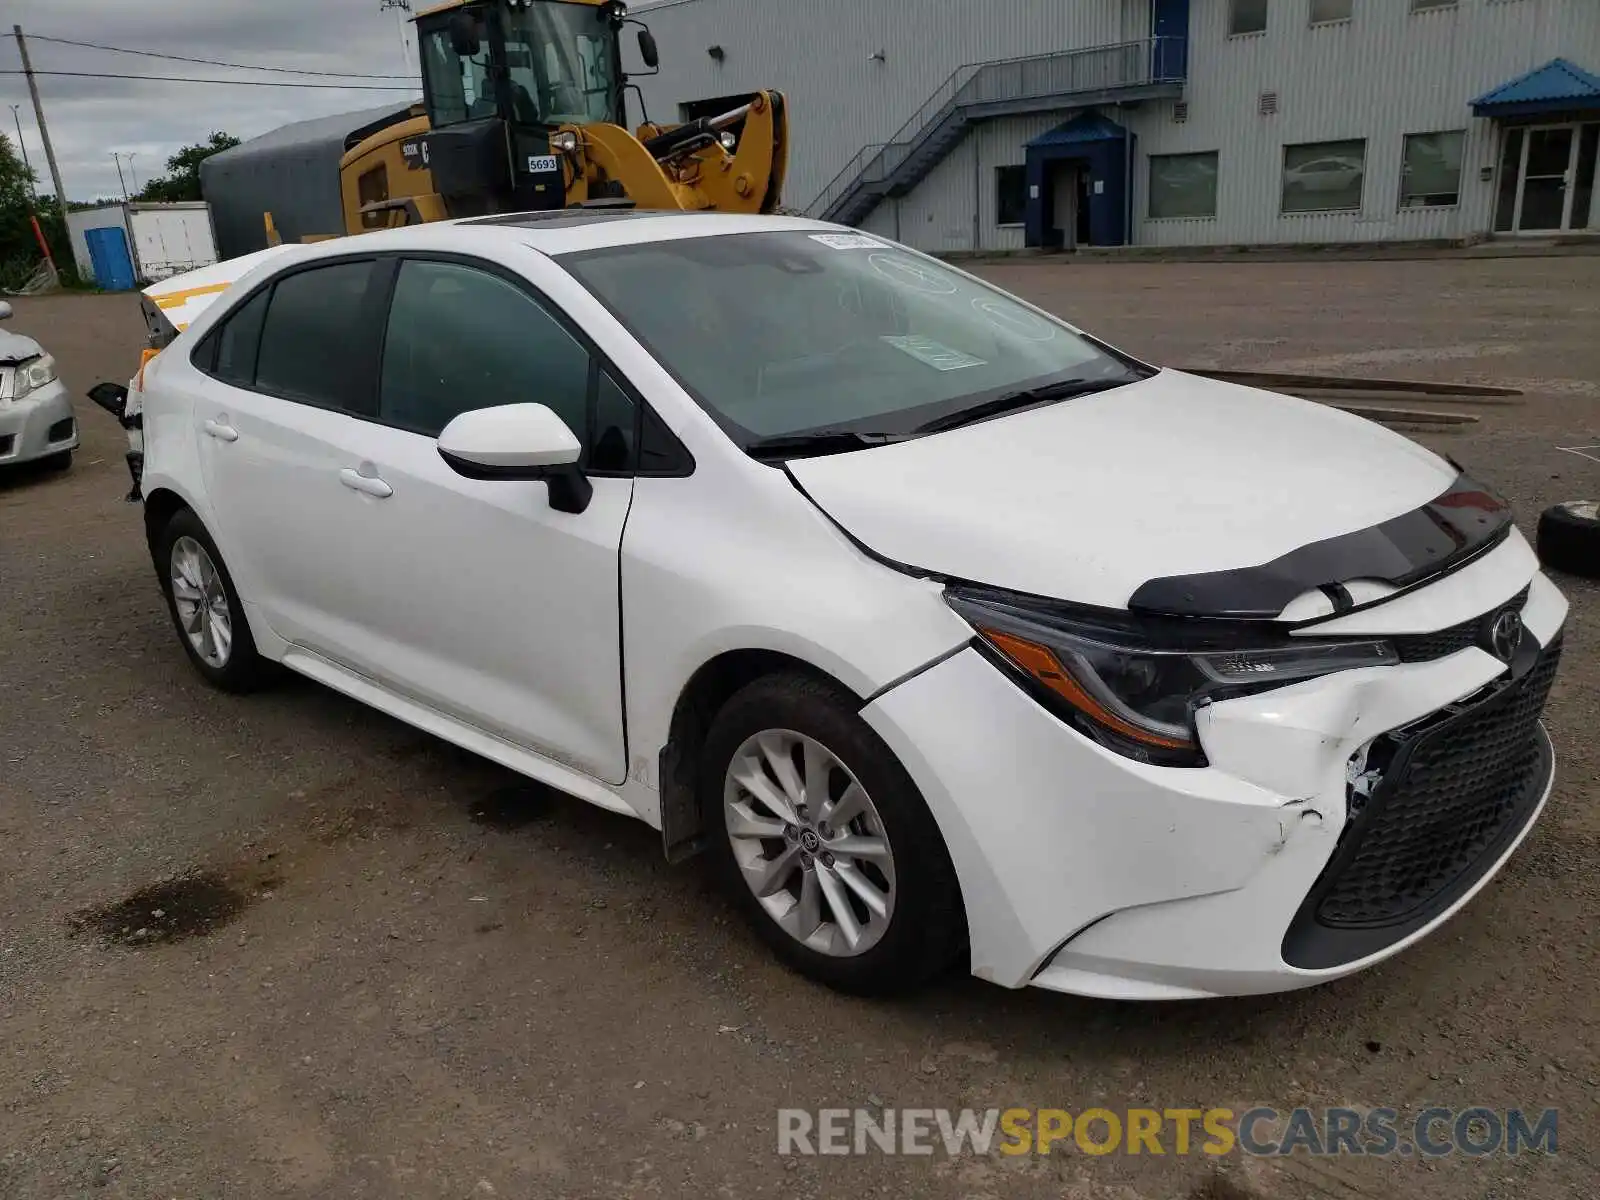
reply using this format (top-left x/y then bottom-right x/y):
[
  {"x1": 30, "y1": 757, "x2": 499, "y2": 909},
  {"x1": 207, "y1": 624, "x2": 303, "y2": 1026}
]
[{"x1": 126, "y1": 202, "x2": 219, "y2": 282}]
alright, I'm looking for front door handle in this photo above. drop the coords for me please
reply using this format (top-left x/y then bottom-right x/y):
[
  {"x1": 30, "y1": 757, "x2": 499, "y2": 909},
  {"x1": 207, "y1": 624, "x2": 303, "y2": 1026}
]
[
  {"x1": 203, "y1": 418, "x2": 238, "y2": 442},
  {"x1": 339, "y1": 466, "x2": 394, "y2": 499}
]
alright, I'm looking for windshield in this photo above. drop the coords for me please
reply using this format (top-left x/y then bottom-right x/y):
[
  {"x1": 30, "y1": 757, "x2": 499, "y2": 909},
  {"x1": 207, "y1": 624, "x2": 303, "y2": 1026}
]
[
  {"x1": 421, "y1": 2, "x2": 618, "y2": 129},
  {"x1": 559, "y1": 231, "x2": 1148, "y2": 443}
]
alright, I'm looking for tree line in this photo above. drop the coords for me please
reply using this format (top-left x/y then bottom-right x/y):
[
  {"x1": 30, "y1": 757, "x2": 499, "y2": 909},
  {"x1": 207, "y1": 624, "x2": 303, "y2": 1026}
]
[{"x1": 1, "y1": 130, "x2": 239, "y2": 290}]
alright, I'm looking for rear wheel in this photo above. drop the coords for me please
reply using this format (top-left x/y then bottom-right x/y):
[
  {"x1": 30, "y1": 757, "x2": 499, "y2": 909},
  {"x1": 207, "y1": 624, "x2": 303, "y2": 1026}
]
[
  {"x1": 155, "y1": 508, "x2": 271, "y2": 692},
  {"x1": 702, "y1": 672, "x2": 965, "y2": 994}
]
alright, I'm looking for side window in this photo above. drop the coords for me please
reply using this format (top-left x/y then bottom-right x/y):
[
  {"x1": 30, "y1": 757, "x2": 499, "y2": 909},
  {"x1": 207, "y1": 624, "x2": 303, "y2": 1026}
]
[
  {"x1": 589, "y1": 369, "x2": 635, "y2": 472},
  {"x1": 255, "y1": 260, "x2": 381, "y2": 414},
  {"x1": 378, "y1": 259, "x2": 592, "y2": 444},
  {"x1": 213, "y1": 288, "x2": 269, "y2": 387}
]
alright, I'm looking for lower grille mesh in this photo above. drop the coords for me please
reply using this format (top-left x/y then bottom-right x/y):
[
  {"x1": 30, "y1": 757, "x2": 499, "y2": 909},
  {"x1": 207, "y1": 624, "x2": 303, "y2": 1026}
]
[{"x1": 1315, "y1": 637, "x2": 1561, "y2": 929}]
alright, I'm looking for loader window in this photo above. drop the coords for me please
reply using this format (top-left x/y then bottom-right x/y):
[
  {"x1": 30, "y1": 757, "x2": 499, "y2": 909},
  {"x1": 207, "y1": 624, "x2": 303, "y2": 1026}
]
[
  {"x1": 422, "y1": 26, "x2": 492, "y2": 127},
  {"x1": 501, "y1": 2, "x2": 620, "y2": 125}
]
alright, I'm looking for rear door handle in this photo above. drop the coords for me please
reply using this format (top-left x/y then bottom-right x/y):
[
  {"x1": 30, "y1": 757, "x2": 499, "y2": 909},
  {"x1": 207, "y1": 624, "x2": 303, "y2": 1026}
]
[
  {"x1": 339, "y1": 467, "x2": 394, "y2": 499},
  {"x1": 203, "y1": 418, "x2": 238, "y2": 442}
]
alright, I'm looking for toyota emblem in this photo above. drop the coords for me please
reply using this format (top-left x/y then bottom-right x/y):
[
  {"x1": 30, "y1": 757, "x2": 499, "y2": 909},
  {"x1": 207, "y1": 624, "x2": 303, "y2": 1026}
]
[{"x1": 1488, "y1": 608, "x2": 1524, "y2": 662}]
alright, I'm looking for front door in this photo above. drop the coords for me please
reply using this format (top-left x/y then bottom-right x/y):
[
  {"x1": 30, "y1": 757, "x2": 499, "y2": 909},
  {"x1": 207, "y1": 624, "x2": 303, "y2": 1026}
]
[
  {"x1": 1520, "y1": 126, "x2": 1575, "y2": 231},
  {"x1": 323, "y1": 255, "x2": 635, "y2": 785},
  {"x1": 1498, "y1": 123, "x2": 1600, "y2": 233}
]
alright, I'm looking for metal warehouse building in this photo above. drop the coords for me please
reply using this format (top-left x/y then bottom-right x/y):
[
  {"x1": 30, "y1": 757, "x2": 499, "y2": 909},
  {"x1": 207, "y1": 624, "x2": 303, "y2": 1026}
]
[{"x1": 634, "y1": 0, "x2": 1600, "y2": 251}]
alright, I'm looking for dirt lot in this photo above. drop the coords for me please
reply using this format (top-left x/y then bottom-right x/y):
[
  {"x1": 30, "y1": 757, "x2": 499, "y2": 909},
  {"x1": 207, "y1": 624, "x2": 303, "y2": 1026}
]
[{"x1": 2, "y1": 257, "x2": 1596, "y2": 1200}]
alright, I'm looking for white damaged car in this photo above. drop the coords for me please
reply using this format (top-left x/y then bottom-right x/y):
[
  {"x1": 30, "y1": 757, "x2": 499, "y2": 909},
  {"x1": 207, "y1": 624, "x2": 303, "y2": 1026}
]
[
  {"x1": 0, "y1": 299, "x2": 77, "y2": 471},
  {"x1": 104, "y1": 213, "x2": 1566, "y2": 999}
]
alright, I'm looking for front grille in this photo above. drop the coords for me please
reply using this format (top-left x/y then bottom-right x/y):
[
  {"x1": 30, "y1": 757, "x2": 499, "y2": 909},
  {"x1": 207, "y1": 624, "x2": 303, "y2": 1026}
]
[
  {"x1": 1283, "y1": 634, "x2": 1561, "y2": 969},
  {"x1": 1392, "y1": 586, "x2": 1529, "y2": 663}
]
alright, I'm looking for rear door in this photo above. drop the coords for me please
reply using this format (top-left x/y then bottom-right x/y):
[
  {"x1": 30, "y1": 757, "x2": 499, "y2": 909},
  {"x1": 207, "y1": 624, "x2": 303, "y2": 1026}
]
[{"x1": 192, "y1": 256, "x2": 392, "y2": 650}]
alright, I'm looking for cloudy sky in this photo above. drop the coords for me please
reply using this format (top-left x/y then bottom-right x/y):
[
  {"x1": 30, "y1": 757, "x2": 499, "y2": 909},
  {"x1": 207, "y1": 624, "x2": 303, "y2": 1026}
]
[{"x1": 1, "y1": 0, "x2": 423, "y2": 202}]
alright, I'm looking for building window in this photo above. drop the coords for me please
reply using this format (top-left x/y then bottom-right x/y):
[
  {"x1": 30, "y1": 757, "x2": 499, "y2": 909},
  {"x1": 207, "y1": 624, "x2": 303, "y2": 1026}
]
[
  {"x1": 1230, "y1": 0, "x2": 1268, "y2": 35},
  {"x1": 1399, "y1": 131, "x2": 1465, "y2": 208},
  {"x1": 1282, "y1": 139, "x2": 1366, "y2": 213},
  {"x1": 1149, "y1": 152, "x2": 1219, "y2": 218},
  {"x1": 1410, "y1": 0, "x2": 1456, "y2": 11},
  {"x1": 995, "y1": 165, "x2": 1027, "y2": 226},
  {"x1": 1310, "y1": 0, "x2": 1353, "y2": 23}
]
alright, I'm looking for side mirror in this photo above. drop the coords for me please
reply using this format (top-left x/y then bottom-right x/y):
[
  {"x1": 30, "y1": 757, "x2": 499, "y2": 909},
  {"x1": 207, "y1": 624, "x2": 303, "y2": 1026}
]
[
  {"x1": 437, "y1": 403, "x2": 592, "y2": 513},
  {"x1": 448, "y1": 12, "x2": 482, "y2": 57},
  {"x1": 0, "y1": 300, "x2": 12, "y2": 321},
  {"x1": 87, "y1": 381, "x2": 129, "y2": 421},
  {"x1": 637, "y1": 29, "x2": 660, "y2": 69}
]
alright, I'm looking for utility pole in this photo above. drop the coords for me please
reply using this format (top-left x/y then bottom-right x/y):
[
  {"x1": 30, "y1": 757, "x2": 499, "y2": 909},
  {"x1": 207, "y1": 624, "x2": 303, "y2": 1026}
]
[
  {"x1": 13, "y1": 25, "x2": 69, "y2": 220},
  {"x1": 112, "y1": 152, "x2": 129, "y2": 202},
  {"x1": 8, "y1": 103, "x2": 36, "y2": 199}
]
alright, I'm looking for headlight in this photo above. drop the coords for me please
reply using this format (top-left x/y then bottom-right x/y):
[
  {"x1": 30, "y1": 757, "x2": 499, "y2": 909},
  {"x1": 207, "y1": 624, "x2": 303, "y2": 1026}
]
[
  {"x1": 12, "y1": 353, "x2": 58, "y2": 401},
  {"x1": 718, "y1": 130, "x2": 738, "y2": 152},
  {"x1": 946, "y1": 587, "x2": 1397, "y2": 767}
]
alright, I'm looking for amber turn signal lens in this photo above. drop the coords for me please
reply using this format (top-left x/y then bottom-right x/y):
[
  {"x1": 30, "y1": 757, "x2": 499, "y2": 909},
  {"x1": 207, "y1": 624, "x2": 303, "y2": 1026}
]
[{"x1": 981, "y1": 628, "x2": 1197, "y2": 752}]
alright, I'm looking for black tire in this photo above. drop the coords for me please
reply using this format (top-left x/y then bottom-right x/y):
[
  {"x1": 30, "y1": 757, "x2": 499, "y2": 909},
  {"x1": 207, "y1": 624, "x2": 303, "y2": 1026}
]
[
  {"x1": 154, "y1": 507, "x2": 273, "y2": 692},
  {"x1": 41, "y1": 449, "x2": 72, "y2": 471},
  {"x1": 1536, "y1": 502, "x2": 1600, "y2": 580},
  {"x1": 700, "y1": 672, "x2": 966, "y2": 995}
]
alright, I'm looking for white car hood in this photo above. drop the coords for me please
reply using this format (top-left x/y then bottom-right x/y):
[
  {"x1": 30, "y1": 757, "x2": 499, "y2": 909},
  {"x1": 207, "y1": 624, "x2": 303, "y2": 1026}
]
[
  {"x1": 0, "y1": 328, "x2": 44, "y2": 364},
  {"x1": 786, "y1": 370, "x2": 1458, "y2": 612}
]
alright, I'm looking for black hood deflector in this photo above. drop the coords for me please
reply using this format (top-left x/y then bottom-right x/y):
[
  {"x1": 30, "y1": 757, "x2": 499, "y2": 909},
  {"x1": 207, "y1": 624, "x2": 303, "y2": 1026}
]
[{"x1": 1128, "y1": 473, "x2": 1513, "y2": 620}]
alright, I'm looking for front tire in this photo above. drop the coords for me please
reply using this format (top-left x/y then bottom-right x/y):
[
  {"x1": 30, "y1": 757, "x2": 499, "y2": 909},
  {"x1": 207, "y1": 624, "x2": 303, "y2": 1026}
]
[
  {"x1": 41, "y1": 449, "x2": 72, "y2": 471},
  {"x1": 701, "y1": 672, "x2": 966, "y2": 995},
  {"x1": 155, "y1": 508, "x2": 271, "y2": 692}
]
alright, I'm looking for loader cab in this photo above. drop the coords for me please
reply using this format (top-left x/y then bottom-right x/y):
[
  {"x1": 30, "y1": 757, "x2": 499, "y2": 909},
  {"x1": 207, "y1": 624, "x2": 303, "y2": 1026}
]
[{"x1": 414, "y1": 0, "x2": 629, "y2": 214}]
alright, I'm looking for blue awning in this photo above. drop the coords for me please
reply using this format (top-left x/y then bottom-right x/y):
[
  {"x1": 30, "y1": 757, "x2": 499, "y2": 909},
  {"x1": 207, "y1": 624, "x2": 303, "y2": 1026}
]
[
  {"x1": 1471, "y1": 58, "x2": 1600, "y2": 118},
  {"x1": 1025, "y1": 111, "x2": 1127, "y2": 148}
]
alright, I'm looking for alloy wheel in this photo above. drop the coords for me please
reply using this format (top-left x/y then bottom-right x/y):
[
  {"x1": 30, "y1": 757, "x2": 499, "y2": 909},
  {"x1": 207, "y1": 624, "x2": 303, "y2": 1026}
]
[
  {"x1": 723, "y1": 728, "x2": 897, "y2": 957},
  {"x1": 170, "y1": 536, "x2": 232, "y2": 669}
]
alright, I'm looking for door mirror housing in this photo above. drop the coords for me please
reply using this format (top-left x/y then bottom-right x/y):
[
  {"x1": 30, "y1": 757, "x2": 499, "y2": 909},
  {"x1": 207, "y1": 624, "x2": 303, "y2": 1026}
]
[
  {"x1": 437, "y1": 403, "x2": 592, "y2": 513},
  {"x1": 87, "y1": 380, "x2": 129, "y2": 421},
  {"x1": 637, "y1": 29, "x2": 660, "y2": 70}
]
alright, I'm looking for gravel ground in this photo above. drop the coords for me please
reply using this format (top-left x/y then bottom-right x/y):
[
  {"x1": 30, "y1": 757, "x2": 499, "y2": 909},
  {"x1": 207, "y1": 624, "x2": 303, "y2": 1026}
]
[{"x1": 1, "y1": 256, "x2": 1596, "y2": 1200}]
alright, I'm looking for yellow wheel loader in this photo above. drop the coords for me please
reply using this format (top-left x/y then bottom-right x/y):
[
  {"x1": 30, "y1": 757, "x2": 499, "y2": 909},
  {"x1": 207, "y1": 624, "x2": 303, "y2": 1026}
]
[{"x1": 323, "y1": 0, "x2": 788, "y2": 234}]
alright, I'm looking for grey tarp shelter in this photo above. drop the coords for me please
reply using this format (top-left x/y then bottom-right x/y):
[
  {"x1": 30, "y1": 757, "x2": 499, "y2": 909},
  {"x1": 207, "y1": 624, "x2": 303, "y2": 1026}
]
[{"x1": 200, "y1": 103, "x2": 418, "y2": 259}]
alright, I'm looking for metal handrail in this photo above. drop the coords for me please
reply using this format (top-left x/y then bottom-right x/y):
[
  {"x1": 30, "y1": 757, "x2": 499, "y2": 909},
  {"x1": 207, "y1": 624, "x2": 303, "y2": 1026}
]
[{"x1": 809, "y1": 36, "x2": 1186, "y2": 218}]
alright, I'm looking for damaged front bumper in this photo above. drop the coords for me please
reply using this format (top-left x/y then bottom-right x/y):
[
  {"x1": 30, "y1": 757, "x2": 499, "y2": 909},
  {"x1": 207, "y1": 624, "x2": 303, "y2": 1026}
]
[
  {"x1": 860, "y1": 559, "x2": 1567, "y2": 999},
  {"x1": 0, "y1": 376, "x2": 78, "y2": 466}
]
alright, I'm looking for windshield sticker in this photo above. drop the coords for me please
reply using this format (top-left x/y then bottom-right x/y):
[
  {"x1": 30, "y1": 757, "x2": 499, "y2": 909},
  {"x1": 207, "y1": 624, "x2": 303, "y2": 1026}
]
[
  {"x1": 809, "y1": 233, "x2": 886, "y2": 250},
  {"x1": 881, "y1": 335, "x2": 987, "y2": 371},
  {"x1": 971, "y1": 297, "x2": 1058, "y2": 342},
  {"x1": 868, "y1": 252, "x2": 958, "y2": 295}
]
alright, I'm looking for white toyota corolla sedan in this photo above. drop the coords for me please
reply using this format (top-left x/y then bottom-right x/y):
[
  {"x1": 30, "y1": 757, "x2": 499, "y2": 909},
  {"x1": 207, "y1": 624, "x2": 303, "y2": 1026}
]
[{"x1": 120, "y1": 211, "x2": 1566, "y2": 999}]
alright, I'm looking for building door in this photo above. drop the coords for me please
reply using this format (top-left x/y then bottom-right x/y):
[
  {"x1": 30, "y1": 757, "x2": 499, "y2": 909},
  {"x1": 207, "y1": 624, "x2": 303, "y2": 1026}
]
[
  {"x1": 1052, "y1": 164, "x2": 1077, "y2": 248},
  {"x1": 1497, "y1": 123, "x2": 1600, "y2": 234}
]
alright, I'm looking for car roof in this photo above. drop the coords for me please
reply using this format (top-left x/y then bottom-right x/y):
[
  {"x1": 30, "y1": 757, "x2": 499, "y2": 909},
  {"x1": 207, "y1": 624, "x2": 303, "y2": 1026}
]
[
  {"x1": 284, "y1": 209, "x2": 848, "y2": 261},
  {"x1": 143, "y1": 209, "x2": 862, "y2": 329}
]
